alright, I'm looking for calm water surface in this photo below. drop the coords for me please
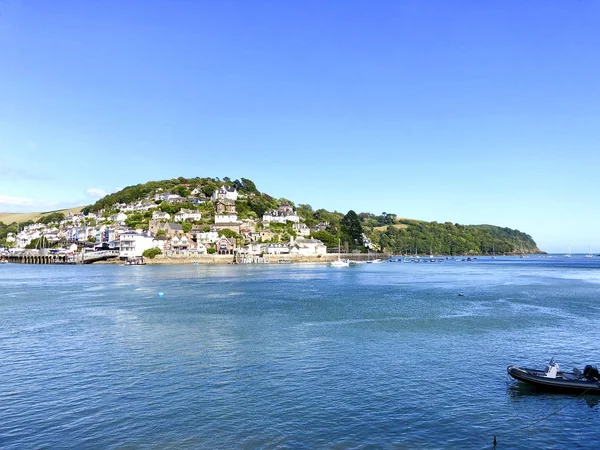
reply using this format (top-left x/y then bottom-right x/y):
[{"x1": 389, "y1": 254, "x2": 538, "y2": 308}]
[{"x1": 1, "y1": 257, "x2": 600, "y2": 449}]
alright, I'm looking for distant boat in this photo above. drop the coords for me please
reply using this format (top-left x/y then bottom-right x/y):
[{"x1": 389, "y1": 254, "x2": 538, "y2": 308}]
[
  {"x1": 564, "y1": 245, "x2": 572, "y2": 258},
  {"x1": 584, "y1": 245, "x2": 594, "y2": 259},
  {"x1": 331, "y1": 239, "x2": 349, "y2": 267}
]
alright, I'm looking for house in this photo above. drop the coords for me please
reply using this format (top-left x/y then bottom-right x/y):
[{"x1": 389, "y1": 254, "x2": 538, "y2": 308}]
[
  {"x1": 150, "y1": 221, "x2": 183, "y2": 237},
  {"x1": 110, "y1": 212, "x2": 128, "y2": 224},
  {"x1": 119, "y1": 232, "x2": 155, "y2": 260},
  {"x1": 152, "y1": 235, "x2": 169, "y2": 251},
  {"x1": 215, "y1": 199, "x2": 236, "y2": 214},
  {"x1": 154, "y1": 192, "x2": 183, "y2": 203},
  {"x1": 152, "y1": 211, "x2": 171, "y2": 221},
  {"x1": 212, "y1": 222, "x2": 241, "y2": 233},
  {"x1": 211, "y1": 185, "x2": 238, "y2": 202},
  {"x1": 292, "y1": 223, "x2": 311, "y2": 237},
  {"x1": 215, "y1": 213, "x2": 239, "y2": 225},
  {"x1": 238, "y1": 242, "x2": 264, "y2": 255},
  {"x1": 313, "y1": 222, "x2": 330, "y2": 232},
  {"x1": 215, "y1": 236, "x2": 236, "y2": 254},
  {"x1": 259, "y1": 230, "x2": 274, "y2": 242},
  {"x1": 170, "y1": 235, "x2": 190, "y2": 252},
  {"x1": 262, "y1": 205, "x2": 300, "y2": 224},
  {"x1": 174, "y1": 208, "x2": 201, "y2": 222},
  {"x1": 195, "y1": 230, "x2": 219, "y2": 244},
  {"x1": 289, "y1": 238, "x2": 327, "y2": 256},
  {"x1": 264, "y1": 243, "x2": 290, "y2": 255}
]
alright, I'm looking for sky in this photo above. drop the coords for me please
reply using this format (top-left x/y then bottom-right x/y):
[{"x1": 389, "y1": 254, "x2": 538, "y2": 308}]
[{"x1": 0, "y1": 0, "x2": 599, "y2": 253}]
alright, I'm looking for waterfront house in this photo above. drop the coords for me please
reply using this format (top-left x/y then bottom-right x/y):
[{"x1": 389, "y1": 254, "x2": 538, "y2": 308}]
[
  {"x1": 215, "y1": 236, "x2": 236, "y2": 255},
  {"x1": 289, "y1": 238, "x2": 327, "y2": 256},
  {"x1": 195, "y1": 230, "x2": 219, "y2": 244},
  {"x1": 152, "y1": 235, "x2": 169, "y2": 251},
  {"x1": 119, "y1": 232, "x2": 155, "y2": 260},
  {"x1": 264, "y1": 243, "x2": 290, "y2": 255}
]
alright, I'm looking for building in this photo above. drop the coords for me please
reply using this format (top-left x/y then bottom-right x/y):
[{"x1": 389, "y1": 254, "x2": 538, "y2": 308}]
[
  {"x1": 152, "y1": 211, "x2": 171, "y2": 221},
  {"x1": 119, "y1": 232, "x2": 155, "y2": 260},
  {"x1": 289, "y1": 238, "x2": 327, "y2": 256},
  {"x1": 215, "y1": 236, "x2": 236, "y2": 255},
  {"x1": 211, "y1": 185, "x2": 238, "y2": 202},
  {"x1": 174, "y1": 208, "x2": 201, "y2": 222}
]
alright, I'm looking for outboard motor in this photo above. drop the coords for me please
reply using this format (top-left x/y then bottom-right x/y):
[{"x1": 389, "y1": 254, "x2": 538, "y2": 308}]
[
  {"x1": 583, "y1": 365, "x2": 600, "y2": 381},
  {"x1": 544, "y1": 358, "x2": 559, "y2": 378}
]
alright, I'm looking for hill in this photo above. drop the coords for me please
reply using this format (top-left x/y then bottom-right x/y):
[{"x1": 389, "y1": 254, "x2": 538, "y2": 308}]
[
  {"x1": 0, "y1": 207, "x2": 83, "y2": 226},
  {"x1": 1, "y1": 177, "x2": 542, "y2": 255}
]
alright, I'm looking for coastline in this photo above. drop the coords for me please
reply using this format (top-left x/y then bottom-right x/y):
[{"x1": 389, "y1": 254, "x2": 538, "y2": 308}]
[{"x1": 94, "y1": 254, "x2": 348, "y2": 265}]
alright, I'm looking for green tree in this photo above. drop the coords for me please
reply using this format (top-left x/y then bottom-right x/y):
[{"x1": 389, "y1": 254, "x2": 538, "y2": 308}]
[
  {"x1": 341, "y1": 210, "x2": 364, "y2": 249},
  {"x1": 142, "y1": 247, "x2": 162, "y2": 259},
  {"x1": 181, "y1": 222, "x2": 192, "y2": 233}
]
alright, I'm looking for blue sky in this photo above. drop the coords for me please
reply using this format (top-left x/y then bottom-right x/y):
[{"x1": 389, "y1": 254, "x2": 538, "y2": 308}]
[{"x1": 1, "y1": 0, "x2": 598, "y2": 253}]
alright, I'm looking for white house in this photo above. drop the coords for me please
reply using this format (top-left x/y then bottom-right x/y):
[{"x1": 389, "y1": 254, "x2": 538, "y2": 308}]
[
  {"x1": 211, "y1": 185, "x2": 238, "y2": 202},
  {"x1": 195, "y1": 231, "x2": 219, "y2": 244},
  {"x1": 174, "y1": 208, "x2": 201, "y2": 222},
  {"x1": 152, "y1": 211, "x2": 171, "y2": 221},
  {"x1": 215, "y1": 213, "x2": 239, "y2": 224},
  {"x1": 119, "y1": 232, "x2": 155, "y2": 260},
  {"x1": 262, "y1": 207, "x2": 300, "y2": 224},
  {"x1": 264, "y1": 243, "x2": 290, "y2": 255},
  {"x1": 109, "y1": 212, "x2": 128, "y2": 224},
  {"x1": 292, "y1": 223, "x2": 311, "y2": 237},
  {"x1": 289, "y1": 238, "x2": 327, "y2": 256}
]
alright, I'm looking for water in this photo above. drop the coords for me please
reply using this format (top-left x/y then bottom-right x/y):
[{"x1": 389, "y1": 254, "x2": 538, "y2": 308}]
[{"x1": 1, "y1": 257, "x2": 599, "y2": 449}]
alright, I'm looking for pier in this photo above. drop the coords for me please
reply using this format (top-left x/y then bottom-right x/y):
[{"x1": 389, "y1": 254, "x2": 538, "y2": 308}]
[{"x1": 5, "y1": 250, "x2": 119, "y2": 265}]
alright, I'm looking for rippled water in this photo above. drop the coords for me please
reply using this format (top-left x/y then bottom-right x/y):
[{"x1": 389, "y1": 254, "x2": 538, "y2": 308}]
[{"x1": 1, "y1": 257, "x2": 599, "y2": 449}]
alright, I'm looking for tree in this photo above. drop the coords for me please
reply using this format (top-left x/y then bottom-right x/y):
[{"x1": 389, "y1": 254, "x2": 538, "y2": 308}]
[
  {"x1": 87, "y1": 236, "x2": 97, "y2": 243},
  {"x1": 181, "y1": 222, "x2": 192, "y2": 233},
  {"x1": 142, "y1": 247, "x2": 162, "y2": 259},
  {"x1": 341, "y1": 210, "x2": 364, "y2": 249}
]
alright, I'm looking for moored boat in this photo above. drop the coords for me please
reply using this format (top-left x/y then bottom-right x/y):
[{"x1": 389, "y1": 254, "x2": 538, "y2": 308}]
[{"x1": 507, "y1": 359, "x2": 600, "y2": 393}]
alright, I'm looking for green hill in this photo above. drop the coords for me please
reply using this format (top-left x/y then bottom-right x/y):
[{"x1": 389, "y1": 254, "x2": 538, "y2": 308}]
[{"x1": 1, "y1": 176, "x2": 542, "y2": 255}]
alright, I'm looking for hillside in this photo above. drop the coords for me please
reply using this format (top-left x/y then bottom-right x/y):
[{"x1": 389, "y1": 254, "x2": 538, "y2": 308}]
[
  {"x1": 1, "y1": 177, "x2": 542, "y2": 255},
  {"x1": 0, "y1": 207, "x2": 83, "y2": 226}
]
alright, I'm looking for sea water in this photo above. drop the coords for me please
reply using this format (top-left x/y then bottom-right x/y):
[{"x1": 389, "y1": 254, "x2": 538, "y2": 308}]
[{"x1": 1, "y1": 257, "x2": 599, "y2": 449}]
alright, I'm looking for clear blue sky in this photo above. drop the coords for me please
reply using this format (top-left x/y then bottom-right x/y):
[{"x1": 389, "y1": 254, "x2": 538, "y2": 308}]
[{"x1": 1, "y1": 0, "x2": 599, "y2": 253}]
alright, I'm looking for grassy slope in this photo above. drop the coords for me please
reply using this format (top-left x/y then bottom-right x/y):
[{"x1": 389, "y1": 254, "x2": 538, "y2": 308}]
[{"x1": 0, "y1": 207, "x2": 84, "y2": 224}]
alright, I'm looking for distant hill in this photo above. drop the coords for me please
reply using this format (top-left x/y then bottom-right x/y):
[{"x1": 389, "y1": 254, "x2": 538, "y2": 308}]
[{"x1": 0, "y1": 207, "x2": 83, "y2": 225}]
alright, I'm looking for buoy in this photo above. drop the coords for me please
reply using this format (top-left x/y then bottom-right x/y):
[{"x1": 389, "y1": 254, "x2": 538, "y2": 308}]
[
  {"x1": 158, "y1": 292, "x2": 164, "y2": 297},
  {"x1": 458, "y1": 293, "x2": 464, "y2": 297}
]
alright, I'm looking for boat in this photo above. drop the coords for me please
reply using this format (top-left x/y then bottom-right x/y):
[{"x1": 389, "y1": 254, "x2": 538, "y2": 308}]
[
  {"x1": 564, "y1": 245, "x2": 572, "y2": 258},
  {"x1": 124, "y1": 257, "x2": 146, "y2": 265},
  {"x1": 507, "y1": 358, "x2": 600, "y2": 393},
  {"x1": 330, "y1": 239, "x2": 349, "y2": 267},
  {"x1": 584, "y1": 245, "x2": 594, "y2": 258}
]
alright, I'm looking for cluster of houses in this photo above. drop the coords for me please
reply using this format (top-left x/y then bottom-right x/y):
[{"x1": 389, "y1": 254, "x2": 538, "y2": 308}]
[{"x1": 4, "y1": 185, "x2": 333, "y2": 260}]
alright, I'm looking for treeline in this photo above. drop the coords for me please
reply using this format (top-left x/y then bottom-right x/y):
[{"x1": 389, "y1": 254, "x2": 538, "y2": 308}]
[
  {"x1": 85, "y1": 176, "x2": 261, "y2": 213},
  {"x1": 370, "y1": 219, "x2": 539, "y2": 255}
]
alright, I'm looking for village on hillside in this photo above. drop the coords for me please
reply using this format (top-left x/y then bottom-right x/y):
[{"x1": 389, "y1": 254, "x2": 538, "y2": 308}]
[{"x1": 0, "y1": 185, "x2": 375, "y2": 264}]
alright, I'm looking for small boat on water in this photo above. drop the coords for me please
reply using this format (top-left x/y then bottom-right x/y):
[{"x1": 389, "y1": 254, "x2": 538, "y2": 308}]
[
  {"x1": 124, "y1": 257, "x2": 146, "y2": 266},
  {"x1": 508, "y1": 358, "x2": 600, "y2": 393}
]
